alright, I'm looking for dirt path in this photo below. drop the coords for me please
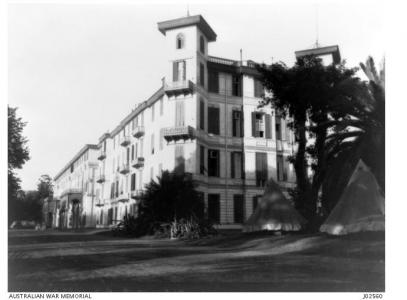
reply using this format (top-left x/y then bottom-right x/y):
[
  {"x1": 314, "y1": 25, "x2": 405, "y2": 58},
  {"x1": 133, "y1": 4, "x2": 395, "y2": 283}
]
[{"x1": 8, "y1": 230, "x2": 384, "y2": 292}]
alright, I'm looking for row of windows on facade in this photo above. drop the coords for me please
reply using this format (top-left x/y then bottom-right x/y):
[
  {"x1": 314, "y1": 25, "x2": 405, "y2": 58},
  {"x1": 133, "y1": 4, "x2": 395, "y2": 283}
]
[
  {"x1": 98, "y1": 193, "x2": 262, "y2": 225},
  {"x1": 106, "y1": 147, "x2": 289, "y2": 201},
  {"x1": 70, "y1": 150, "x2": 90, "y2": 173},
  {"x1": 172, "y1": 60, "x2": 263, "y2": 98},
  {"x1": 175, "y1": 33, "x2": 205, "y2": 54}
]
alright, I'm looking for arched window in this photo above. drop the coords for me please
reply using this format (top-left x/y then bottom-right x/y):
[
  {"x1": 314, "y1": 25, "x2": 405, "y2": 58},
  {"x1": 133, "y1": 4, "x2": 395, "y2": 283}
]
[
  {"x1": 200, "y1": 35, "x2": 205, "y2": 54},
  {"x1": 176, "y1": 33, "x2": 184, "y2": 49}
]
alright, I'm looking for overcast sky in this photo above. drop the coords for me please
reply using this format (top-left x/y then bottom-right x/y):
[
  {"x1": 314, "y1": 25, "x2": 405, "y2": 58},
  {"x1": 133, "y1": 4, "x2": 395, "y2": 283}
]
[{"x1": 8, "y1": 1, "x2": 384, "y2": 190}]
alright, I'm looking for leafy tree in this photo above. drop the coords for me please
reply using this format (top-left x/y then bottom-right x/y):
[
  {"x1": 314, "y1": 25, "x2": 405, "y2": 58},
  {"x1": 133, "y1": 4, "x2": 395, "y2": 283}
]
[
  {"x1": 321, "y1": 57, "x2": 385, "y2": 211},
  {"x1": 8, "y1": 106, "x2": 30, "y2": 220},
  {"x1": 139, "y1": 171, "x2": 204, "y2": 223},
  {"x1": 257, "y1": 56, "x2": 367, "y2": 224},
  {"x1": 37, "y1": 174, "x2": 54, "y2": 200}
]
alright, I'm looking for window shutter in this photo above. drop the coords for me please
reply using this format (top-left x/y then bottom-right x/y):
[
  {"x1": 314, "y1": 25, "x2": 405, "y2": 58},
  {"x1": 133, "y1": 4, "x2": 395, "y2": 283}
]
[
  {"x1": 281, "y1": 118, "x2": 286, "y2": 141},
  {"x1": 173, "y1": 61, "x2": 178, "y2": 82},
  {"x1": 208, "y1": 106, "x2": 220, "y2": 135},
  {"x1": 200, "y1": 100, "x2": 205, "y2": 130},
  {"x1": 265, "y1": 114, "x2": 271, "y2": 139},
  {"x1": 182, "y1": 61, "x2": 186, "y2": 81},
  {"x1": 251, "y1": 112, "x2": 257, "y2": 137},
  {"x1": 231, "y1": 152, "x2": 235, "y2": 178}
]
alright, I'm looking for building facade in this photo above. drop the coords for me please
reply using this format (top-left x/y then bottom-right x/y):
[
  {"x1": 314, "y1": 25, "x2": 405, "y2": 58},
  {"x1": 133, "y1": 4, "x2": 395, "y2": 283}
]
[{"x1": 53, "y1": 15, "x2": 296, "y2": 229}]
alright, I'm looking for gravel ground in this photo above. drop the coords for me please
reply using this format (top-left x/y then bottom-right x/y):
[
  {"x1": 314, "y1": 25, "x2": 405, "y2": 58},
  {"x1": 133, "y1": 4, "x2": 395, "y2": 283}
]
[{"x1": 8, "y1": 229, "x2": 384, "y2": 292}]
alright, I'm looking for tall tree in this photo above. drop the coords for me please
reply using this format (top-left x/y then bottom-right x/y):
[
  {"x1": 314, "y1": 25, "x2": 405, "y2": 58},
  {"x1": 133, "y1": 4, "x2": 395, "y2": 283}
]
[
  {"x1": 8, "y1": 106, "x2": 30, "y2": 218},
  {"x1": 321, "y1": 57, "x2": 385, "y2": 211},
  {"x1": 257, "y1": 56, "x2": 366, "y2": 225},
  {"x1": 37, "y1": 174, "x2": 54, "y2": 200}
]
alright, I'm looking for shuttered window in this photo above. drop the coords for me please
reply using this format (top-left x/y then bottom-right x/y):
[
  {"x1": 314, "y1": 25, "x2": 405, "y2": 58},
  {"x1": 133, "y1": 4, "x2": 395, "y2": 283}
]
[
  {"x1": 200, "y1": 63, "x2": 205, "y2": 87},
  {"x1": 173, "y1": 60, "x2": 186, "y2": 82},
  {"x1": 200, "y1": 35, "x2": 205, "y2": 54},
  {"x1": 208, "y1": 106, "x2": 220, "y2": 135},
  {"x1": 200, "y1": 100, "x2": 205, "y2": 130},
  {"x1": 219, "y1": 72, "x2": 232, "y2": 96},
  {"x1": 175, "y1": 145, "x2": 185, "y2": 174},
  {"x1": 277, "y1": 155, "x2": 288, "y2": 181},
  {"x1": 131, "y1": 173, "x2": 136, "y2": 191},
  {"x1": 233, "y1": 195, "x2": 245, "y2": 224},
  {"x1": 252, "y1": 112, "x2": 265, "y2": 137},
  {"x1": 231, "y1": 152, "x2": 243, "y2": 179},
  {"x1": 265, "y1": 114, "x2": 272, "y2": 139},
  {"x1": 232, "y1": 110, "x2": 243, "y2": 137},
  {"x1": 200, "y1": 145, "x2": 205, "y2": 175},
  {"x1": 254, "y1": 79, "x2": 263, "y2": 98},
  {"x1": 255, "y1": 152, "x2": 268, "y2": 187},
  {"x1": 151, "y1": 134, "x2": 154, "y2": 154},
  {"x1": 208, "y1": 69, "x2": 219, "y2": 93},
  {"x1": 232, "y1": 75, "x2": 241, "y2": 96},
  {"x1": 175, "y1": 100, "x2": 185, "y2": 127},
  {"x1": 208, "y1": 149, "x2": 220, "y2": 177},
  {"x1": 208, "y1": 194, "x2": 220, "y2": 223}
]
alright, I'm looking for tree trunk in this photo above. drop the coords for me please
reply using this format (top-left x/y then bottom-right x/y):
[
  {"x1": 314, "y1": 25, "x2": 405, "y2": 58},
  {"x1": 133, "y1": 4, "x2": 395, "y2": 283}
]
[{"x1": 292, "y1": 113, "x2": 311, "y2": 216}]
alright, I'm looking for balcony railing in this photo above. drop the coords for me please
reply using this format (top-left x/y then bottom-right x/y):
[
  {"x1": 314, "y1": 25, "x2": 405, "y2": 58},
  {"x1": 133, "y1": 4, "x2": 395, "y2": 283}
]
[
  {"x1": 130, "y1": 190, "x2": 143, "y2": 200},
  {"x1": 95, "y1": 200, "x2": 104, "y2": 207},
  {"x1": 117, "y1": 193, "x2": 129, "y2": 203},
  {"x1": 97, "y1": 150, "x2": 106, "y2": 160},
  {"x1": 119, "y1": 163, "x2": 130, "y2": 174},
  {"x1": 163, "y1": 126, "x2": 195, "y2": 142},
  {"x1": 132, "y1": 157, "x2": 145, "y2": 169},
  {"x1": 164, "y1": 80, "x2": 194, "y2": 96},
  {"x1": 120, "y1": 136, "x2": 131, "y2": 147},
  {"x1": 132, "y1": 126, "x2": 145, "y2": 138},
  {"x1": 96, "y1": 174, "x2": 105, "y2": 183}
]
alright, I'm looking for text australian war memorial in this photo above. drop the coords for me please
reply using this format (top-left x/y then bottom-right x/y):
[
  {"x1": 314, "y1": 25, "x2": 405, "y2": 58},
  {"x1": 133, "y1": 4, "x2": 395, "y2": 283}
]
[{"x1": 48, "y1": 14, "x2": 309, "y2": 230}]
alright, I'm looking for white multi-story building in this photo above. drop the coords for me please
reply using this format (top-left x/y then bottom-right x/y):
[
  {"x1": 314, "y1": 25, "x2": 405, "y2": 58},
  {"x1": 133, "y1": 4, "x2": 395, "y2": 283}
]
[{"x1": 53, "y1": 14, "x2": 296, "y2": 229}]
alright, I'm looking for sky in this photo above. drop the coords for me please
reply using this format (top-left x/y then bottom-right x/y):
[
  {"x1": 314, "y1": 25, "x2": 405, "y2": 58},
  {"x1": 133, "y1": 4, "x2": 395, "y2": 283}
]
[{"x1": 8, "y1": 0, "x2": 385, "y2": 191}]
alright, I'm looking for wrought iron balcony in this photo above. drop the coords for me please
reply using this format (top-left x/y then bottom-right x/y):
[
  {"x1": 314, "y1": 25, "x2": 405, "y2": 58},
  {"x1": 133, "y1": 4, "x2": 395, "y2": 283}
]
[
  {"x1": 132, "y1": 157, "x2": 145, "y2": 169},
  {"x1": 163, "y1": 126, "x2": 195, "y2": 142},
  {"x1": 96, "y1": 174, "x2": 105, "y2": 183},
  {"x1": 119, "y1": 163, "x2": 130, "y2": 174},
  {"x1": 132, "y1": 126, "x2": 145, "y2": 138},
  {"x1": 120, "y1": 136, "x2": 131, "y2": 147},
  {"x1": 164, "y1": 80, "x2": 194, "y2": 96},
  {"x1": 131, "y1": 190, "x2": 143, "y2": 200},
  {"x1": 97, "y1": 150, "x2": 106, "y2": 160},
  {"x1": 117, "y1": 193, "x2": 129, "y2": 203}
]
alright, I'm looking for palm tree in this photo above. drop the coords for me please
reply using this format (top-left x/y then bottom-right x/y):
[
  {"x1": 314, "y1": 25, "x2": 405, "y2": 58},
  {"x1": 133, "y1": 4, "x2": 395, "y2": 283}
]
[{"x1": 322, "y1": 57, "x2": 385, "y2": 211}]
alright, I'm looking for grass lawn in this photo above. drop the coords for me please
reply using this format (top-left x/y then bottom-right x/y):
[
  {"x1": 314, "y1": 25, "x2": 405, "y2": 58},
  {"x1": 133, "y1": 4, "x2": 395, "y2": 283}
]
[{"x1": 8, "y1": 229, "x2": 384, "y2": 292}]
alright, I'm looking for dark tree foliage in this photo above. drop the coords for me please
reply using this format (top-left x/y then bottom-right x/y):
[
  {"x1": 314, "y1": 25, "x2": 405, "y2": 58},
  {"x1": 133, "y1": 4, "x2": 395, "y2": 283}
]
[
  {"x1": 139, "y1": 171, "x2": 204, "y2": 223},
  {"x1": 8, "y1": 106, "x2": 30, "y2": 170},
  {"x1": 257, "y1": 56, "x2": 368, "y2": 226},
  {"x1": 37, "y1": 174, "x2": 54, "y2": 200},
  {"x1": 9, "y1": 190, "x2": 43, "y2": 223},
  {"x1": 8, "y1": 106, "x2": 30, "y2": 221}
]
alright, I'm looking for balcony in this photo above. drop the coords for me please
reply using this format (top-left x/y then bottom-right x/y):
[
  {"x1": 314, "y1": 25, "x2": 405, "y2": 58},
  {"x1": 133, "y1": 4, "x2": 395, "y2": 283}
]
[
  {"x1": 164, "y1": 80, "x2": 194, "y2": 96},
  {"x1": 97, "y1": 150, "x2": 106, "y2": 160},
  {"x1": 95, "y1": 200, "x2": 104, "y2": 207},
  {"x1": 130, "y1": 190, "x2": 143, "y2": 200},
  {"x1": 120, "y1": 136, "x2": 131, "y2": 147},
  {"x1": 119, "y1": 163, "x2": 130, "y2": 174},
  {"x1": 96, "y1": 174, "x2": 106, "y2": 183},
  {"x1": 132, "y1": 126, "x2": 145, "y2": 138},
  {"x1": 117, "y1": 193, "x2": 129, "y2": 203},
  {"x1": 132, "y1": 157, "x2": 145, "y2": 169},
  {"x1": 163, "y1": 126, "x2": 195, "y2": 142}
]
